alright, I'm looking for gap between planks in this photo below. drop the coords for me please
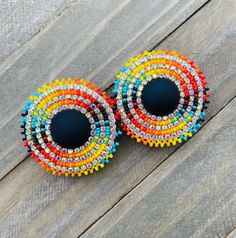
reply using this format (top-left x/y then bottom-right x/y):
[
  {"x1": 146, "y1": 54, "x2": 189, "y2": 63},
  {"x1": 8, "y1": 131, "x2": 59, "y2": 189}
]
[{"x1": 225, "y1": 227, "x2": 236, "y2": 238}]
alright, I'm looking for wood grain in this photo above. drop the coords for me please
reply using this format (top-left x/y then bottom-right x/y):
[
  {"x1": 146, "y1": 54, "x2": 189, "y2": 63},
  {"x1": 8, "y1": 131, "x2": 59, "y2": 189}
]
[
  {"x1": 0, "y1": 0, "x2": 235, "y2": 237},
  {"x1": 0, "y1": 0, "x2": 209, "y2": 179},
  {"x1": 0, "y1": 0, "x2": 70, "y2": 62},
  {"x1": 81, "y1": 97, "x2": 236, "y2": 238}
]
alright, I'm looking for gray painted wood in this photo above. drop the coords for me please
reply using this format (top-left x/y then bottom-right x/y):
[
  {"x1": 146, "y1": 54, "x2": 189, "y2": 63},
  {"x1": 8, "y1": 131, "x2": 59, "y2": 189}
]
[
  {"x1": 0, "y1": 0, "x2": 209, "y2": 179},
  {"x1": 0, "y1": 0, "x2": 78, "y2": 62},
  {"x1": 0, "y1": 0, "x2": 235, "y2": 238},
  {"x1": 81, "y1": 97, "x2": 236, "y2": 238}
]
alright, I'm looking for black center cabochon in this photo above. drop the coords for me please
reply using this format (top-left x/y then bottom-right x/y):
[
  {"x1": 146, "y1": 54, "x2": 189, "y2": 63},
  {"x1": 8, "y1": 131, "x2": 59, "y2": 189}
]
[
  {"x1": 141, "y1": 78, "x2": 180, "y2": 117},
  {"x1": 50, "y1": 110, "x2": 91, "y2": 149}
]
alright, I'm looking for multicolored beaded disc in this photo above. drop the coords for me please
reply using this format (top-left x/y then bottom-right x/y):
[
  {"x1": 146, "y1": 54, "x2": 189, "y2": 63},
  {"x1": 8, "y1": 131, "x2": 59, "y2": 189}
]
[
  {"x1": 113, "y1": 50, "x2": 210, "y2": 147},
  {"x1": 21, "y1": 78, "x2": 122, "y2": 176}
]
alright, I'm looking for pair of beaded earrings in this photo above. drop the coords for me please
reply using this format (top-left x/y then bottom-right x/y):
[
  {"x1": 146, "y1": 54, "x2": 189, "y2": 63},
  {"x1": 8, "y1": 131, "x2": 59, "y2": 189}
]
[{"x1": 21, "y1": 50, "x2": 210, "y2": 177}]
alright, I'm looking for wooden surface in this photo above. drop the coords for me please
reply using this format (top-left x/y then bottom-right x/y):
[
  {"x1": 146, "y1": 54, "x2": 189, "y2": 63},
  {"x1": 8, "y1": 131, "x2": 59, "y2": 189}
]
[
  {"x1": 0, "y1": 0, "x2": 235, "y2": 237},
  {"x1": 0, "y1": 0, "x2": 78, "y2": 63}
]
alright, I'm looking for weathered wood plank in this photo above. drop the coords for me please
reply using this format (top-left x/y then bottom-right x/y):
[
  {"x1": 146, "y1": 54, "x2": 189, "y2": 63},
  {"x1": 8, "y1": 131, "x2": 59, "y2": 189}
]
[
  {"x1": 0, "y1": 0, "x2": 235, "y2": 238},
  {"x1": 81, "y1": 97, "x2": 236, "y2": 238},
  {"x1": 0, "y1": 0, "x2": 70, "y2": 62},
  {"x1": 0, "y1": 0, "x2": 209, "y2": 179}
]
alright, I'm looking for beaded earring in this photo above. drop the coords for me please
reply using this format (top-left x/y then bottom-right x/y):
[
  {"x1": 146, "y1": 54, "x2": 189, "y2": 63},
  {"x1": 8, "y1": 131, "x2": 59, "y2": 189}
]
[
  {"x1": 113, "y1": 50, "x2": 210, "y2": 147},
  {"x1": 21, "y1": 77, "x2": 122, "y2": 176}
]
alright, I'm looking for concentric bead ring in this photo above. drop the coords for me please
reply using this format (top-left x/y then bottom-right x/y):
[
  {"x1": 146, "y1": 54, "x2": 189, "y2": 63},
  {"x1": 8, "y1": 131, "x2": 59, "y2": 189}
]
[
  {"x1": 113, "y1": 50, "x2": 210, "y2": 147},
  {"x1": 21, "y1": 78, "x2": 122, "y2": 176}
]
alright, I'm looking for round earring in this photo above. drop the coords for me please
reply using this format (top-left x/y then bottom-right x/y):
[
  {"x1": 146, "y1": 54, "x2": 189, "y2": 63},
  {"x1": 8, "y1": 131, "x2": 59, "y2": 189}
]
[
  {"x1": 21, "y1": 77, "x2": 122, "y2": 176},
  {"x1": 113, "y1": 50, "x2": 210, "y2": 147}
]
